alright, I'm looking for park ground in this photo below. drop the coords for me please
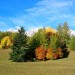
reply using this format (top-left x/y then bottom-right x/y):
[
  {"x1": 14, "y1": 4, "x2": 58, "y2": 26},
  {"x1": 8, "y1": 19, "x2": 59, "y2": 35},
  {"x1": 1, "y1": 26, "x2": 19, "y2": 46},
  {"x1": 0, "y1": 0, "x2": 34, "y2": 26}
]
[{"x1": 0, "y1": 49, "x2": 75, "y2": 75}]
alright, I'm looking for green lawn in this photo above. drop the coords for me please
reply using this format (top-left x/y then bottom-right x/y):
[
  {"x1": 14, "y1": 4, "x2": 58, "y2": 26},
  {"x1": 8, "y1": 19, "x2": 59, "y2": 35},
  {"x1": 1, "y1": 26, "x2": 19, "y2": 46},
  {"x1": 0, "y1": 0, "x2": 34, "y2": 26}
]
[{"x1": 0, "y1": 49, "x2": 75, "y2": 75}]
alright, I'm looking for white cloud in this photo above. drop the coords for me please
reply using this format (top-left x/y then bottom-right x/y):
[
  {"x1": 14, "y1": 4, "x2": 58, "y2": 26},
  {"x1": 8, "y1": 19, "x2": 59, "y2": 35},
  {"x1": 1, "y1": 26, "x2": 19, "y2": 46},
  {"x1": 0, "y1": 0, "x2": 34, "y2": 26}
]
[
  {"x1": 8, "y1": 0, "x2": 75, "y2": 31},
  {"x1": 26, "y1": 27, "x2": 42, "y2": 36},
  {"x1": 37, "y1": 0, "x2": 73, "y2": 7},
  {"x1": 70, "y1": 29, "x2": 75, "y2": 36},
  {"x1": 8, "y1": 28, "x2": 18, "y2": 32},
  {"x1": 8, "y1": 26, "x2": 20, "y2": 32}
]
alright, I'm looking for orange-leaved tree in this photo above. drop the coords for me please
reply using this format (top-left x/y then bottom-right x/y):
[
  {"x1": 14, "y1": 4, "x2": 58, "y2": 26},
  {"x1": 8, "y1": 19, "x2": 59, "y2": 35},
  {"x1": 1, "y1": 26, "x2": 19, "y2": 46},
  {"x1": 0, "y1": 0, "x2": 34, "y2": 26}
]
[{"x1": 35, "y1": 46, "x2": 46, "y2": 60}]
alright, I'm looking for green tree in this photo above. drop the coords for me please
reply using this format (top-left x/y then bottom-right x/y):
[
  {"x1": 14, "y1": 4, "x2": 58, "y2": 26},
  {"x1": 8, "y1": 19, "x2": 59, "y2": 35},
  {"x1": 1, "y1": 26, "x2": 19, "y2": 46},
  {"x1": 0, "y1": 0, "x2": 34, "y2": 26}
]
[
  {"x1": 28, "y1": 33, "x2": 41, "y2": 59},
  {"x1": 10, "y1": 27, "x2": 29, "y2": 62},
  {"x1": 57, "y1": 22, "x2": 70, "y2": 45},
  {"x1": 50, "y1": 35, "x2": 60, "y2": 52},
  {"x1": 38, "y1": 28, "x2": 48, "y2": 49},
  {"x1": 69, "y1": 36, "x2": 75, "y2": 51},
  {"x1": 63, "y1": 22, "x2": 70, "y2": 44},
  {"x1": 57, "y1": 24, "x2": 63, "y2": 40}
]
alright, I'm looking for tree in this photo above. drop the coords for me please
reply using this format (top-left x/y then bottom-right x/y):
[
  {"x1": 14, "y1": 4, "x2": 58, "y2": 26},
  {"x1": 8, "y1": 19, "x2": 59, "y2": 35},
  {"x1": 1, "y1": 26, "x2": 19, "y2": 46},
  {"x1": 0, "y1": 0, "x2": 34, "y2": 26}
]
[
  {"x1": 57, "y1": 22, "x2": 70, "y2": 45},
  {"x1": 63, "y1": 22, "x2": 70, "y2": 44},
  {"x1": 10, "y1": 27, "x2": 29, "y2": 62},
  {"x1": 38, "y1": 28, "x2": 48, "y2": 49},
  {"x1": 35, "y1": 46, "x2": 46, "y2": 60},
  {"x1": 57, "y1": 24, "x2": 63, "y2": 40},
  {"x1": 0, "y1": 36, "x2": 12, "y2": 49},
  {"x1": 28, "y1": 33, "x2": 41, "y2": 59},
  {"x1": 50, "y1": 35, "x2": 60, "y2": 52},
  {"x1": 69, "y1": 36, "x2": 75, "y2": 51}
]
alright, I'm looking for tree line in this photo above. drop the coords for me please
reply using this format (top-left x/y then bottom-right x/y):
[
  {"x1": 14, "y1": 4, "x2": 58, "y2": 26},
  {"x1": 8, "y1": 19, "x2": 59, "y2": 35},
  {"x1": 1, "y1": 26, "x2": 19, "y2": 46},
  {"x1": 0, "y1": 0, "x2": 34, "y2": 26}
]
[{"x1": 0, "y1": 22, "x2": 75, "y2": 62}]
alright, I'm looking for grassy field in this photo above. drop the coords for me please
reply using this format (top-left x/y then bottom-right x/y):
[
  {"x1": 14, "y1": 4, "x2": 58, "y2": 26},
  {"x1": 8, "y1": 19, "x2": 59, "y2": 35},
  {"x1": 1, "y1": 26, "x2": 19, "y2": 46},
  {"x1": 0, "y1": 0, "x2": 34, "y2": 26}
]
[{"x1": 0, "y1": 49, "x2": 75, "y2": 75}]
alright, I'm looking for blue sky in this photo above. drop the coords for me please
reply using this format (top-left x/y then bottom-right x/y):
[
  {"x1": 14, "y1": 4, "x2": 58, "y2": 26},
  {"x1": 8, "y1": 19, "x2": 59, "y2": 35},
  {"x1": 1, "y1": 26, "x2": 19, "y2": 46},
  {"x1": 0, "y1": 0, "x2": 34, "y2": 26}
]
[{"x1": 0, "y1": 0, "x2": 75, "y2": 32}]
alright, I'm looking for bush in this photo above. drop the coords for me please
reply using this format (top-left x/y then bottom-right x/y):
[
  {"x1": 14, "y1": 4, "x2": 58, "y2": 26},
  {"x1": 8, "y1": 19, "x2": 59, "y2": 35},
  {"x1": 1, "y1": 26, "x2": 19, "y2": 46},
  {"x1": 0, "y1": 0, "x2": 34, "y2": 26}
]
[{"x1": 35, "y1": 46, "x2": 46, "y2": 60}]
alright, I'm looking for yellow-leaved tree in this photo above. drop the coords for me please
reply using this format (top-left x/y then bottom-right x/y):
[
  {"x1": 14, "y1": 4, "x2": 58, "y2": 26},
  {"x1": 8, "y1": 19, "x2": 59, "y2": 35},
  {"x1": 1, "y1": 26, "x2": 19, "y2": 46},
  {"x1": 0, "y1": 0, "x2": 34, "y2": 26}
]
[{"x1": 0, "y1": 36, "x2": 12, "y2": 49}]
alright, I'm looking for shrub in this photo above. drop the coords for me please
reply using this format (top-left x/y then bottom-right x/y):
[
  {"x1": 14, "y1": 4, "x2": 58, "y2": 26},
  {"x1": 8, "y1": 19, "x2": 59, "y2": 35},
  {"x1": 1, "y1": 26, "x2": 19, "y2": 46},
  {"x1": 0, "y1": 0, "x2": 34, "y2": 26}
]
[{"x1": 35, "y1": 46, "x2": 46, "y2": 60}]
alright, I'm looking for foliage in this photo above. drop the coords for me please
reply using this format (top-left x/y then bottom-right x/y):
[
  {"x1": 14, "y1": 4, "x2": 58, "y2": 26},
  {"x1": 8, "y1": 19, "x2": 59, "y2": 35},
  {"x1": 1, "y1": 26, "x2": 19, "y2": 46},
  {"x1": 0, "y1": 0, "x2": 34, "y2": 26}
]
[
  {"x1": 36, "y1": 28, "x2": 48, "y2": 48},
  {"x1": 0, "y1": 31, "x2": 11, "y2": 41},
  {"x1": 46, "y1": 47, "x2": 63, "y2": 60},
  {"x1": 46, "y1": 48, "x2": 53, "y2": 59},
  {"x1": 0, "y1": 22, "x2": 70, "y2": 61},
  {"x1": 10, "y1": 27, "x2": 29, "y2": 62},
  {"x1": 60, "y1": 41, "x2": 70, "y2": 58},
  {"x1": 69, "y1": 36, "x2": 75, "y2": 51},
  {"x1": 35, "y1": 46, "x2": 46, "y2": 60},
  {"x1": 28, "y1": 28, "x2": 48, "y2": 54},
  {"x1": 50, "y1": 35, "x2": 60, "y2": 52},
  {"x1": 56, "y1": 48, "x2": 63, "y2": 58},
  {"x1": 57, "y1": 22, "x2": 70, "y2": 45},
  {"x1": 0, "y1": 36, "x2": 12, "y2": 49},
  {"x1": 28, "y1": 32, "x2": 41, "y2": 59}
]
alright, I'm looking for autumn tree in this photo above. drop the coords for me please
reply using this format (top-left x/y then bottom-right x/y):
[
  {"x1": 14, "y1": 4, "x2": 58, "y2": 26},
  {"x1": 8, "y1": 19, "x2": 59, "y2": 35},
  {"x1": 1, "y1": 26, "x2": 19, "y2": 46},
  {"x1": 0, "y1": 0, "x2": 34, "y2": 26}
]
[
  {"x1": 35, "y1": 46, "x2": 46, "y2": 60},
  {"x1": 0, "y1": 36, "x2": 12, "y2": 49}
]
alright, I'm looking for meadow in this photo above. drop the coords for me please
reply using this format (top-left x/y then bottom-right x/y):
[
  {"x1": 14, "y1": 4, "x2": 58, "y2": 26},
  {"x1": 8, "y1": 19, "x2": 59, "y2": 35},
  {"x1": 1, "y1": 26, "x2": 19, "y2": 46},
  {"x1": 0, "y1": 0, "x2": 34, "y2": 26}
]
[{"x1": 0, "y1": 49, "x2": 75, "y2": 75}]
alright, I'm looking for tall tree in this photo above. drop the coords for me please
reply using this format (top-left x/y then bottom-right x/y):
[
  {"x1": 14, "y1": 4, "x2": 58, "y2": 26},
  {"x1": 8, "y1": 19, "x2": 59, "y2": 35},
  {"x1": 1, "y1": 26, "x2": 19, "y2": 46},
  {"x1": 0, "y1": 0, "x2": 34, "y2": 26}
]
[
  {"x1": 10, "y1": 27, "x2": 28, "y2": 62},
  {"x1": 57, "y1": 23, "x2": 63, "y2": 40},
  {"x1": 63, "y1": 22, "x2": 70, "y2": 43},
  {"x1": 57, "y1": 22, "x2": 70, "y2": 45}
]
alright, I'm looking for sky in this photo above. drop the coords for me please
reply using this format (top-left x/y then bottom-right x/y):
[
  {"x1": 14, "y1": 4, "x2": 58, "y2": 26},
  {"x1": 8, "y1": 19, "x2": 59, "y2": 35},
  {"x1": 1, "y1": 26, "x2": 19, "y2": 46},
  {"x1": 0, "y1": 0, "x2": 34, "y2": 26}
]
[{"x1": 0, "y1": 0, "x2": 75, "y2": 35}]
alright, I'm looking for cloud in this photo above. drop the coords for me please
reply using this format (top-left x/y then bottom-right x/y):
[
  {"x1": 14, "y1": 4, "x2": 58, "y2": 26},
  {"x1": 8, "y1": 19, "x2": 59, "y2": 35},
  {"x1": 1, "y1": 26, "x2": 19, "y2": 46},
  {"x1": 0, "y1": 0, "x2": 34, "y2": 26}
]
[
  {"x1": 70, "y1": 29, "x2": 75, "y2": 36},
  {"x1": 37, "y1": 0, "x2": 73, "y2": 7},
  {"x1": 8, "y1": 26, "x2": 20, "y2": 32},
  {"x1": 26, "y1": 26, "x2": 43, "y2": 36},
  {"x1": 9, "y1": 0, "x2": 75, "y2": 31},
  {"x1": 26, "y1": 0, "x2": 73, "y2": 15}
]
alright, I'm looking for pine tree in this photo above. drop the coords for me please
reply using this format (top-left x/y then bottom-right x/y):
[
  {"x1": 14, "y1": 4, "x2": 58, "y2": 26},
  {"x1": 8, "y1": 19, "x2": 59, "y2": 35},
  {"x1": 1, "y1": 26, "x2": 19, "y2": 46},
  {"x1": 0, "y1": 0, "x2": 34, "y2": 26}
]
[
  {"x1": 10, "y1": 27, "x2": 28, "y2": 62},
  {"x1": 63, "y1": 22, "x2": 70, "y2": 44},
  {"x1": 57, "y1": 24, "x2": 63, "y2": 40}
]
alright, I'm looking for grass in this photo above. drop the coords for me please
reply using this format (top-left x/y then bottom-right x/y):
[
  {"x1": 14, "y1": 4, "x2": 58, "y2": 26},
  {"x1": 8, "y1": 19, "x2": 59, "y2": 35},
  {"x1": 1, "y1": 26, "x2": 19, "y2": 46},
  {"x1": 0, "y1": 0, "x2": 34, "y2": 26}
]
[{"x1": 0, "y1": 49, "x2": 75, "y2": 75}]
